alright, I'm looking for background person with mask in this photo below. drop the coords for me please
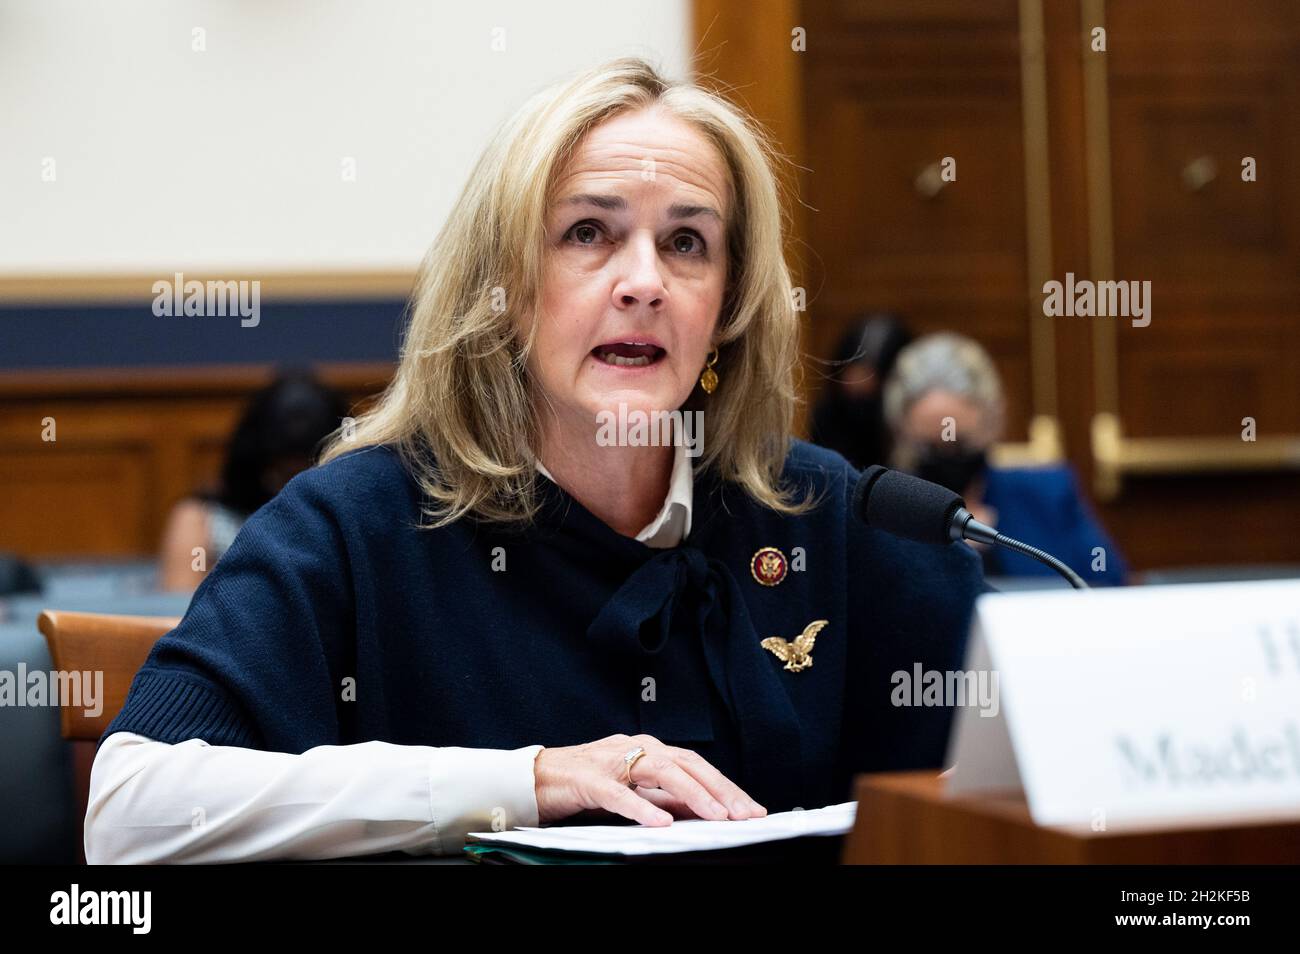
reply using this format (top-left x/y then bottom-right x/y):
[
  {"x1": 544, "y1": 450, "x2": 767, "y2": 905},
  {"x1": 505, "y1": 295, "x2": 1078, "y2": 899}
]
[
  {"x1": 808, "y1": 313, "x2": 912, "y2": 471},
  {"x1": 883, "y1": 333, "x2": 1128, "y2": 586}
]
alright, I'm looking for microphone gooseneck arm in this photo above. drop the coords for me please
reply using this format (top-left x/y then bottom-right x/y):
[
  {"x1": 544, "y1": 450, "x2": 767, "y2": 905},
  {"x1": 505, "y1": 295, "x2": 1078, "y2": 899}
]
[
  {"x1": 949, "y1": 508, "x2": 1090, "y2": 590},
  {"x1": 852, "y1": 465, "x2": 1091, "y2": 591}
]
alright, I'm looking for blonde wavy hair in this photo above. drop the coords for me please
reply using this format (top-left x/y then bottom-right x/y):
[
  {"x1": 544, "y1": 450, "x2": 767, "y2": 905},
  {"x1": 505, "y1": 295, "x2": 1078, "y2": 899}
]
[{"x1": 321, "y1": 56, "x2": 809, "y2": 527}]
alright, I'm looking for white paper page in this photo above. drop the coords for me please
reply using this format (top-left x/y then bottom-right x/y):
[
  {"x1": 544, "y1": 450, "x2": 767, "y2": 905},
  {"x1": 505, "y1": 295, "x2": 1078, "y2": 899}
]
[{"x1": 466, "y1": 802, "x2": 856, "y2": 856}]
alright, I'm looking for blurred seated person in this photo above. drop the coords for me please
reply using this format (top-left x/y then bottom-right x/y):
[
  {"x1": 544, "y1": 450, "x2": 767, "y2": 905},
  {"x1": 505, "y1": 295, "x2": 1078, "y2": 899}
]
[
  {"x1": 883, "y1": 333, "x2": 1128, "y2": 586},
  {"x1": 158, "y1": 371, "x2": 349, "y2": 591},
  {"x1": 0, "y1": 553, "x2": 41, "y2": 597},
  {"x1": 808, "y1": 313, "x2": 911, "y2": 470}
]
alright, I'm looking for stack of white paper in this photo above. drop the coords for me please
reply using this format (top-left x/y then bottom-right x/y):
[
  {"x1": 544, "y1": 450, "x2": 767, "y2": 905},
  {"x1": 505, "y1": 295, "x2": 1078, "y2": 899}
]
[{"x1": 466, "y1": 802, "x2": 856, "y2": 857}]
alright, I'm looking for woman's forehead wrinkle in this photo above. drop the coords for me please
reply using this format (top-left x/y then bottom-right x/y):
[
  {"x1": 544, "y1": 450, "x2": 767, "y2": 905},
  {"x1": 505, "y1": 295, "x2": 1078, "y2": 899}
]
[{"x1": 556, "y1": 131, "x2": 731, "y2": 223}]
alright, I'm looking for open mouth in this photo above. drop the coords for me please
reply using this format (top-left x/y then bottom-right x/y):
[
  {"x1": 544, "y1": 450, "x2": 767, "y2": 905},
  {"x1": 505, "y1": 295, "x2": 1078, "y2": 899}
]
[{"x1": 591, "y1": 342, "x2": 667, "y2": 368}]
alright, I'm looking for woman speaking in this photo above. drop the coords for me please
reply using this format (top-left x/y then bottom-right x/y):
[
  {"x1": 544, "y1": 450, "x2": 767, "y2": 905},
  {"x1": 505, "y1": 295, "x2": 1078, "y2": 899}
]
[{"x1": 85, "y1": 57, "x2": 985, "y2": 862}]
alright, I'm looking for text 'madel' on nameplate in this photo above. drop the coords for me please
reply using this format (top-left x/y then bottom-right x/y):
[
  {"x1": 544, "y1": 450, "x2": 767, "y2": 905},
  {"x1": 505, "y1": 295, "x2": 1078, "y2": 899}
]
[{"x1": 945, "y1": 580, "x2": 1300, "y2": 831}]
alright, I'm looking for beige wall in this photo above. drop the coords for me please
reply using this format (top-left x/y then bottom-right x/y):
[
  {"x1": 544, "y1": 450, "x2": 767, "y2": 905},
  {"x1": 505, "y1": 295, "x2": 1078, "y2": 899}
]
[{"x1": 0, "y1": 0, "x2": 691, "y2": 277}]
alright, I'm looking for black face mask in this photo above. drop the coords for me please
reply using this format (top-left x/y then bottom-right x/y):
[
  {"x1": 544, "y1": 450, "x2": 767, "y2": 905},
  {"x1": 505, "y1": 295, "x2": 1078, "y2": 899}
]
[{"x1": 912, "y1": 444, "x2": 988, "y2": 495}]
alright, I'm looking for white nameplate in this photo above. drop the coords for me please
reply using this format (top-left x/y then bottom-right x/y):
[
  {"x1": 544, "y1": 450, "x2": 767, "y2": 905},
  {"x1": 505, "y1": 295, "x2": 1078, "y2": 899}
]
[{"x1": 946, "y1": 580, "x2": 1300, "y2": 831}]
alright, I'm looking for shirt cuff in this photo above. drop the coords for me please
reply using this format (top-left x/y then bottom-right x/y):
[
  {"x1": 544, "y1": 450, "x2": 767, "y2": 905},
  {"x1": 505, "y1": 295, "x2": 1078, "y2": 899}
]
[{"x1": 422, "y1": 744, "x2": 544, "y2": 855}]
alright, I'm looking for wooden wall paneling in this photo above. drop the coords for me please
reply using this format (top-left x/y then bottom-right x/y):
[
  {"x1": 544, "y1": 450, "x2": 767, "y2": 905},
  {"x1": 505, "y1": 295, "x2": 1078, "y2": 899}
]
[
  {"x1": 0, "y1": 363, "x2": 393, "y2": 559},
  {"x1": 1080, "y1": 0, "x2": 1300, "y2": 568},
  {"x1": 797, "y1": 0, "x2": 1056, "y2": 459},
  {"x1": 0, "y1": 448, "x2": 150, "y2": 556},
  {"x1": 692, "y1": 0, "x2": 812, "y2": 431},
  {"x1": 1040, "y1": 0, "x2": 1098, "y2": 491},
  {"x1": 700, "y1": 0, "x2": 1300, "y2": 570}
]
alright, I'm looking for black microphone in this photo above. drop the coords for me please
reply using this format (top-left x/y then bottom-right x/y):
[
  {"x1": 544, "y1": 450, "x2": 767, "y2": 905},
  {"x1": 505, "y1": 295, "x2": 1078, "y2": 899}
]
[{"x1": 851, "y1": 465, "x2": 1090, "y2": 590}]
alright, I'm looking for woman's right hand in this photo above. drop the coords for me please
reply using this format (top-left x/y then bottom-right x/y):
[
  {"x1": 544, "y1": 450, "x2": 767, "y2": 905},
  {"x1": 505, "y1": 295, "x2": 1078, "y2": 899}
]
[{"x1": 532, "y1": 733, "x2": 767, "y2": 827}]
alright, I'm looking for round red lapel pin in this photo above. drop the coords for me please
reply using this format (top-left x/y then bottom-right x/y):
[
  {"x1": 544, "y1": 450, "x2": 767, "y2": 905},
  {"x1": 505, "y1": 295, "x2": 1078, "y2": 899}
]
[{"x1": 750, "y1": 546, "x2": 788, "y2": 586}]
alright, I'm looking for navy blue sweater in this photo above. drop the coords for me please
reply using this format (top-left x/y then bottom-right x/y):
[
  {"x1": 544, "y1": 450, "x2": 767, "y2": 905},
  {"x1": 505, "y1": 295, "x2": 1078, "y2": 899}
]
[{"x1": 105, "y1": 440, "x2": 986, "y2": 812}]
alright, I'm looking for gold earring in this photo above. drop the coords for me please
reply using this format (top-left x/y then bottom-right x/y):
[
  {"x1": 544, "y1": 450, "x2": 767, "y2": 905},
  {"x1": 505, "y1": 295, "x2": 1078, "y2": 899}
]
[{"x1": 699, "y1": 349, "x2": 719, "y2": 394}]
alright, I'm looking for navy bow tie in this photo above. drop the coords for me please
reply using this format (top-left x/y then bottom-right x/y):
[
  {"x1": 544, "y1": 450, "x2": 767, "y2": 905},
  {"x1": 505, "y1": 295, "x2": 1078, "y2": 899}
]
[{"x1": 586, "y1": 546, "x2": 806, "y2": 811}]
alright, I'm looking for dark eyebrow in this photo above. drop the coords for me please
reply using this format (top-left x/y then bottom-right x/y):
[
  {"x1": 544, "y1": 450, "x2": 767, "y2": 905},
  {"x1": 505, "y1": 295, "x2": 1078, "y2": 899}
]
[
  {"x1": 559, "y1": 193, "x2": 723, "y2": 224},
  {"x1": 667, "y1": 202, "x2": 723, "y2": 224}
]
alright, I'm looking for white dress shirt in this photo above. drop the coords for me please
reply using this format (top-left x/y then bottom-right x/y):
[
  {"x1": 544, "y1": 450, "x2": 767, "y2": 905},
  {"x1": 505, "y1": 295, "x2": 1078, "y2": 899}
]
[{"x1": 85, "y1": 444, "x2": 695, "y2": 864}]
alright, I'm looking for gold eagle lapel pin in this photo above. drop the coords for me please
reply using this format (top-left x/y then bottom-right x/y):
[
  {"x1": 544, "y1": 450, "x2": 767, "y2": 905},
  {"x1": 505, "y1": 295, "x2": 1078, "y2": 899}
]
[{"x1": 761, "y1": 619, "x2": 828, "y2": 672}]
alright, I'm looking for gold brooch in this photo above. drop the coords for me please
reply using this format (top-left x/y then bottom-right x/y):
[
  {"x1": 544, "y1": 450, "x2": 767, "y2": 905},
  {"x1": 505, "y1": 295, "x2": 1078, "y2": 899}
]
[{"x1": 761, "y1": 620, "x2": 828, "y2": 672}]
